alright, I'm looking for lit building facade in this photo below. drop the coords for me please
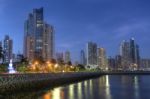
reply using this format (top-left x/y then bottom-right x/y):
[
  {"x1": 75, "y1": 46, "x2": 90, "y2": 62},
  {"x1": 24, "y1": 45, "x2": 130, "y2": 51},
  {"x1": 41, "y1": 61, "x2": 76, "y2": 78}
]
[
  {"x1": 97, "y1": 48, "x2": 108, "y2": 70},
  {"x1": 120, "y1": 38, "x2": 140, "y2": 70},
  {"x1": 120, "y1": 40, "x2": 131, "y2": 69},
  {"x1": 115, "y1": 55, "x2": 122, "y2": 70},
  {"x1": 130, "y1": 38, "x2": 140, "y2": 68},
  {"x1": 43, "y1": 24, "x2": 55, "y2": 61},
  {"x1": 86, "y1": 42, "x2": 98, "y2": 68},
  {"x1": 108, "y1": 56, "x2": 116, "y2": 70},
  {"x1": 24, "y1": 8, "x2": 54, "y2": 61},
  {"x1": 140, "y1": 59, "x2": 150, "y2": 70},
  {"x1": 3, "y1": 35, "x2": 13, "y2": 63}
]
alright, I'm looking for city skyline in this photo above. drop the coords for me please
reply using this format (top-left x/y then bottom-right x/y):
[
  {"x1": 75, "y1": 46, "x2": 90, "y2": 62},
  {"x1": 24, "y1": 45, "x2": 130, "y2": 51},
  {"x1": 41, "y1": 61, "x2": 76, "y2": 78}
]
[{"x1": 0, "y1": 0, "x2": 150, "y2": 62}]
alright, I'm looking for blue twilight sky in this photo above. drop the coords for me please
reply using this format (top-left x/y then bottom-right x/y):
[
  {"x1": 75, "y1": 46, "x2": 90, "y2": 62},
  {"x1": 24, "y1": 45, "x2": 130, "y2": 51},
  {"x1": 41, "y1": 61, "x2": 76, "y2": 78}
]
[{"x1": 0, "y1": 0, "x2": 150, "y2": 62}]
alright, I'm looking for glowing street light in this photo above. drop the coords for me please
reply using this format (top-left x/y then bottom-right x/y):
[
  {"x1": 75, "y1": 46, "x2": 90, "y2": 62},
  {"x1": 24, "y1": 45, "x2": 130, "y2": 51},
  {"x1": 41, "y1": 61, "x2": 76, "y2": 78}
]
[
  {"x1": 55, "y1": 64, "x2": 58, "y2": 68},
  {"x1": 46, "y1": 61, "x2": 50, "y2": 64},
  {"x1": 35, "y1": 61, "x2": 39, "y2": 65}
]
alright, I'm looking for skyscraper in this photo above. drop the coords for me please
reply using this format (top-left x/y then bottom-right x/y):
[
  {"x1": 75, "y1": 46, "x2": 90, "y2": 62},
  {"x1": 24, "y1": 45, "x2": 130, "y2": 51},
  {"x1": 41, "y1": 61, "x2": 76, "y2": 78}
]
[
  {"x1": 80, "y1": 50, "x2": 86, "y2": 65},
  {"x1": 130, "y1": 38, "x2": 140, "y2": 69},
  {"x1": 24, "y1": 8, "x2": 54, "y2": 61},
  {"x1": 135, "y1": 44, "x2": 140, "y2": 67},
  {"x1": 24, "y1": 13, "x2": 34, "y2": 61},
  {"x1": 115, "y1": 55, "x2": 122, "y2": 70},
  {"x1": 64, "y1": 51, "x2": 71, "y2": 63},
  {"x1": 86, "y1": 42, "x2": 98, "y2": 68},
  {"x1": 3, "y1": 35, "x2": 13, "y2": 63},
  {"x1": 56, "y1": 52, "x2": 64, "y2": 64},
  {"x1": 43, "y1": 24, "x2": 55, "y2": 60},
  {"x1": 120, "y1": 40, "x2": 131, "y2": 69},
  {"x1": 108, "y1": 56, "x2": 116, "y2": 70},
  {"x1": 140, "y1": 59, "x2": 150, "y2": 69},
  {"x1": 120, "y1": 38, "x2": 140, "y2": 70},
  {"x1": 130, "y1": 38, "x2": 136, "y2": 63},
  {"x1": 97, "y1": 48, "x2": 108, "y2": 70}
]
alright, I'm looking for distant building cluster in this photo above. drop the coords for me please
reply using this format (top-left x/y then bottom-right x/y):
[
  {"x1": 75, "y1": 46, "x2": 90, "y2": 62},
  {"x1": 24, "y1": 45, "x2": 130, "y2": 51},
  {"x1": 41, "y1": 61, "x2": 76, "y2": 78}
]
[
  {"x1": 80, "y1": 38, "x2": 150, "y2": 70},
  {"x1": 0, "y1": 35, "x2": 23, "y2": 63},
  {"x1": 119, "y1": 38, "x2": 140, "y2": 70},
  {"x1": 140, "y1": 59, "x2": 150, "y2": 70},
  {"x1": 55, "y1": 51, "x2": 71, "y2": 64},
  {"x1": 84, "y1": 42, "x2": 107, "y2": 70}
]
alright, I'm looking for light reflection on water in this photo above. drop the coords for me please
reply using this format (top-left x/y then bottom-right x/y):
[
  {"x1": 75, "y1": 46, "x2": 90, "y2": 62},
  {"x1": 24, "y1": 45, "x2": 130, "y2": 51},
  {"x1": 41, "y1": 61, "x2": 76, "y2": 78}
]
[
  {"x1": 3, "y1": 75, "x2": 150, "y2": 99},
  {"x1": 106, "y1": 75, "x2": 111, "y2": 99},
  {"x1": 69, "y1": 84, "x2": 74, "y2": 99},
  {"x1": 42, "y1": 75, "x2": 115, "y2": 99},
  {"x1": 77, "y1": 82, "x2": 82, "y2": 99},
  {"x1": 133, "y1": 76, "x2": 140, "y2": 99}
]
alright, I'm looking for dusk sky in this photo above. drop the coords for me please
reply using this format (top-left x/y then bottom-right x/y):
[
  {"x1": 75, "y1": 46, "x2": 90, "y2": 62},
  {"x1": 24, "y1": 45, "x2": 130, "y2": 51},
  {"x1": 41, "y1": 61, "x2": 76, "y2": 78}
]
[{"x1": 0, "y1": 0, "x2": 150, "y2": 62}]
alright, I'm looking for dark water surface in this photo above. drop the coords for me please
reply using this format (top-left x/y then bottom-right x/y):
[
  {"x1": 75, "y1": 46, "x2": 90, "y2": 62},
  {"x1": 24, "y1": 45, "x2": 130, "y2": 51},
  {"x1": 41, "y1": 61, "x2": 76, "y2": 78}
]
[{"x1": 2, "y1": 75, "x2": 150, "y2": 99}]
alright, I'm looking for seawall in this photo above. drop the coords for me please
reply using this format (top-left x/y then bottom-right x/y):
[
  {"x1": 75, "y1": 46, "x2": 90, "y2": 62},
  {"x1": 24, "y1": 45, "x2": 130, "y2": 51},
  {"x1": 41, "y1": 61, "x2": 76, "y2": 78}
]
[{"x1": 0, "y1": 72, "x2": 102, "y2": 94}]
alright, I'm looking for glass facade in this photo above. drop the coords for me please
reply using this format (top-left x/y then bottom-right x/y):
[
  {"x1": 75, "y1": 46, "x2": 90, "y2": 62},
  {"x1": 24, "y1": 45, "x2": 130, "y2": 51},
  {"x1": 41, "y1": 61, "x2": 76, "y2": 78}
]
[
  {"x1": 3, "y1": 35, "x2": 13, "y2": 63},
  {"x1": 24, "y1": 8, "x2": 54, "y2": 61}
]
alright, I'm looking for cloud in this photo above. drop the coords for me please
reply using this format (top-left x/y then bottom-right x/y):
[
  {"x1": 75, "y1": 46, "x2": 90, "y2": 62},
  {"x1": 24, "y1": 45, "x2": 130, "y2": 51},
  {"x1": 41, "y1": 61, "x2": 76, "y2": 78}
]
[{"x1": 112, "y1": 20, "x2": 150, "y2": 39}]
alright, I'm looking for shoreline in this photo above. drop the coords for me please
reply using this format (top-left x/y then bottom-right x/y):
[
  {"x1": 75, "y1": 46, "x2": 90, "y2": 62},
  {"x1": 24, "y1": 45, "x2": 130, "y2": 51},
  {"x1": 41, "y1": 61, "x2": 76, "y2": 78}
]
[
  {"x1": 0, "y1": 72, "x2": 102, "y2": 94},
  {"x1": 1, "y1": 71, "x2": 150, "y2": 94}
]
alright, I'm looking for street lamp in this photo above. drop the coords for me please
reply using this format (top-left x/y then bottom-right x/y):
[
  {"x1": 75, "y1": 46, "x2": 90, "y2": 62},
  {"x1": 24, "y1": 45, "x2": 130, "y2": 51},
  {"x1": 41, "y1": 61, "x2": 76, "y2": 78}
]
[
  {"x1": 35, "y1": 61, "x2": 39, "y2": 65},
  {"x1": 55, "y1": 64, "x2": 58, "y2": 68}
]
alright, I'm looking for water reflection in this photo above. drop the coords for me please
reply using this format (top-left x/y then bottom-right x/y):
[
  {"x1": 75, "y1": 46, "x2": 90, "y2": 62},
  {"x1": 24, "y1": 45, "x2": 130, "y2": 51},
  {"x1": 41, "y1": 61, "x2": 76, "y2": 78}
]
[
  {"x1": 42, "y1": 87, "x2": 64, "y2": 99},
  {"x1": 52, "y1": 87, "x2": 61, "y2": 99},
  {"x1": 3, "y1": 75, "x2": 150, "y2": 99},
  {"x1": 105, "y1": 75, "x2": 111, "y2": 99},
  {"x1": 69, "y1": 84, "x2": 74, "y2": 99},
  {"x1": 133, "y1": 76, "x2": 140, "y2": 99},
  {"x1": 43, "y1": 75, "x2": 112, "y2": 99},
  {"x1": 43, "y1": 92, "x2": 51, "y2": 99},
  {"x1": 77, "y1": 82, "x2": 82, "y2": 99}
]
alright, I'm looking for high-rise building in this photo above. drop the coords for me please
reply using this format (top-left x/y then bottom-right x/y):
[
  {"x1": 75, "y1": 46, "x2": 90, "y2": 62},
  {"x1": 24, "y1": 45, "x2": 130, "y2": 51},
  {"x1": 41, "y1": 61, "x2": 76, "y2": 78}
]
[
  {"x1": 3, "y1": 35, "x2": 13, "y2": 63},
  {"x1": 120, "y1": 38, "x2": 140, "y2": 70},
  {"x1": 135, "y1": 44, "x2": 140, "y2": 67},
  {"x1": 43, "y1": 24, "x2": 55, "y2": 60},
  {"x1": 115, "y1": 55, "x2": 122, "y2": 70},
  {"x1": 120, "y1": 40, "x2": 131, "y2": 69},
  {"x1": 130, "y1": 38, "x2": 140, "y2": 68},
  {"x1": 130, "y1": 38, "x2": 136, "y2": 63},
  {"x1": 108, "y1": 56, "x2": 116, "y2": 70},
  {"x1": 80, "y1": 50, "x2": 86, "y2": 65},
  {"x1": 140, "y1": 59, "x2": 150, "y2": 70},
  {"x1": 97, "y1": 48, "x2": 108, "y2": 70},
  {"x1": 64, "y1": 51, "x2": 71, "y2": 63},
  {"x1": 86, "y1": 42, "x2": 98, "y2": 68},
  {"x1": 24, "y1": 7, "x2": 54, "y2": 61},
  {"x1": 56, "y1": 52, "x2": 64, "y2": 64}
]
